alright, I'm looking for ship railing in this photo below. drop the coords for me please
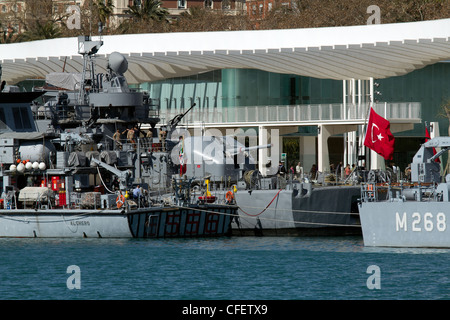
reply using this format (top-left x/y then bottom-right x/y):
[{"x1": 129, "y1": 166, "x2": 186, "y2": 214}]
[
  {"x1": 137, "y1": 137, "x2": 155, "y2": 150},
  {"x1": 55, "y1": 104, "x2": 75, "y2": 120},
  {"x1": 359, "y1": 179, "x2": 430, "y2": 203},
  {"x1": 102, "y1": 134, "x2": 123, "y2": 151},
  {"x1": 385, "y1": 181, "x2": 442, "y2": 202},
  {"x1": 276, "y1": 168, "x2": 365, "y2": 187},
  {"x1": 135, "y1": 137, "x2": 169, "y2": 153},
  {"x1": 105, "y1": 135, "x2": 168, "y2": 153},
  {"x1": 147, "y1": 109, "x2": 160, "y2": 118},
  {"x1": 198, "y1": 171, "x2": 360, "y2": 195}
]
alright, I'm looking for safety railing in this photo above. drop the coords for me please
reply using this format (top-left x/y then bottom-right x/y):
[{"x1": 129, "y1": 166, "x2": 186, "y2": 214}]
[{"x1": 161, "y1": 102, "x2": 421, "y2": 125}]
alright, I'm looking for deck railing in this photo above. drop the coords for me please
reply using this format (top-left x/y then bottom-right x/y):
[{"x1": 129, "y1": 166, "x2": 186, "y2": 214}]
[{"x1": 161, "y1": 102, "x2": 421, "y2": 125}]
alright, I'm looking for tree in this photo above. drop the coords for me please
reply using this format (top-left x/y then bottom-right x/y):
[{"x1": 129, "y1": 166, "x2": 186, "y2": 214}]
[
  {"x1": 18, "y1": 20, "x2": 62, "y2": 41},
  {"x1": 0, "y1": 23, "x2": 16, "y2": 44},
  {"x1": 94, "y1": 0, "x2": 115, "y2": 27},
  {"x1": 12, "y1": 0, "x2": 63, "y2": 41},
  {"x1": 118, "y1": 0, "x2": 170, "y2": 33},
  {"x1": 5, "y1": 0, "x2": 450, "y2": 40},
  {"x1": 173, "y1": 7, "x2": 253, "y2": 32},
  {"x1": 386, "y1": 0, "x2": 450, "y2": 22},
  {"x1": 258, "y1": 0, "x2": 450, "y2": 30},
  {"x1": 125, "y1": 0, "x2": 169, "y2": 22},
  {"x1": 436, "y1": 98, "x2": 450, "y2": 176},
  {"x1": 439, "y1": 98, "x2": 450, "y2": 138}
]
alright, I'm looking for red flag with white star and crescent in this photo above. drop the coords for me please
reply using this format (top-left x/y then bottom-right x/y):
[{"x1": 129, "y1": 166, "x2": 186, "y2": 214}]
[{"x1": 363, "y1": 107, "x2": 395, "y2": 160}]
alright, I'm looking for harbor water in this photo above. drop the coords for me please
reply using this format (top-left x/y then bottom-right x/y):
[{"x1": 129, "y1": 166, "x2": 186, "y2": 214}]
[{"x1": 0, "y1": 236, "x2": 449, "y2": 301}]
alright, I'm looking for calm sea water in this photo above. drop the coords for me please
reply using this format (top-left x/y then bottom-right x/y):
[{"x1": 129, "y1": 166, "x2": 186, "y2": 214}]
[{"x1": 0, "y1": 236, "x2": 449, "y2": 301}]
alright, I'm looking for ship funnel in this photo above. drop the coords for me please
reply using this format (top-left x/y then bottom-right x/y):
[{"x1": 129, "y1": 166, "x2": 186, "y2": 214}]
[{"x1": 108, "y1": 52, "x2": 128, "y2": 75}]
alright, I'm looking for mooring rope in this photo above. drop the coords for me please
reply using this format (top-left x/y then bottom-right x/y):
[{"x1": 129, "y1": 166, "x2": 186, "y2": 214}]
[{"x1": 238, "y1": 189, "x2": 283, "y2": 217}]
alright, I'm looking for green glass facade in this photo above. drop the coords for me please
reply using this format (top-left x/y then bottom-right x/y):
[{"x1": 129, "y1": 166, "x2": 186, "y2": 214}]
[
  {"x1": 139, "y1": 70, "x2": 222, "y2": 113},
  {"x1": 141, "y1": 62, "x2": 450, "y2": 171},
  {"x1": 142, "y1": 62, "x2": 450, "y2": 138},
  {"x1": 378, "y1": 62, "x2": 450, "y2": 137},
  {"x1": 221, "y1": 69, "x2": 343, "y2": 107}
]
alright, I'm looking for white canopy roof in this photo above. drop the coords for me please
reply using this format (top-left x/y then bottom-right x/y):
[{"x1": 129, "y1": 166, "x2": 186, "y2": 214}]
[{"x1": 1, "y1": 18, "x2": 450, "y2": 84}]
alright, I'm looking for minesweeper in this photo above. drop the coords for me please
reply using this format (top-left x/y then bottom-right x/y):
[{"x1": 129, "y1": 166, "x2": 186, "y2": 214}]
[
  {"x1": 359, "y1": 137, "x2": 450, "y2": 247},
  {"x1": 231, "y1": 170, "x2": 361, "y2": 236}
]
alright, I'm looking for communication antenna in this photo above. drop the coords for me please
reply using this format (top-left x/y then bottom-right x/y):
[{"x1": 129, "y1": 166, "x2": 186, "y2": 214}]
[
  {"x1": 98, "y1": 22, "x2": 104, "y2": 40},
  {"x1": 77, "y1": 25, "x2": 104, "y2": 104}
]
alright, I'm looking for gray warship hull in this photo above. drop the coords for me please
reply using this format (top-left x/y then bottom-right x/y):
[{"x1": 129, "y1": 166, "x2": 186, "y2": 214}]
[
  {"x1": 358, "y1": 137, "x2": 450, "y2": 248},
  {"x1": 0, "y1": 205, "x2": 235, "y2": 238},
  {"x1": 359, "y1": 201, "x2": 449, "y2": 247},
  {"x1": 0, "y1": 35, "x2": 240, "y2": 239},
  {"x1": 232, "y1": 185, "x2": 361, "y2": 236}
]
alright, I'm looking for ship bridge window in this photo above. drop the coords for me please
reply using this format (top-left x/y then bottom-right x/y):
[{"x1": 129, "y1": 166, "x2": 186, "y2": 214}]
[
  {"x1": 0, "y1": 108, "x2": 6, "y2": 130},
  {"x1": 12, "y1": 107, "x2": 32, "y2": 130}
]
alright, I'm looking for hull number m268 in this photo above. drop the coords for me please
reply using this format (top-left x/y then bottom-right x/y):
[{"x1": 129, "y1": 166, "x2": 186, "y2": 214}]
[{"x1": 395, "y1": 212, "x2": 446, "y2": 232}]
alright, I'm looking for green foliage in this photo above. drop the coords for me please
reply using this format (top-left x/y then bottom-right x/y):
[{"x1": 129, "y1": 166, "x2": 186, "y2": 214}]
[
  {"x1": 0, "y1": 22, "x2": 16, "y2": 44},
  {"x1": 17, "y1": 20, "x2": 62, "y2": 41},
  {"x1": 94, "y1": 0, "x2": 115, "y2": 25},
  {"x1": 125, "y1": 0, "x2": 169, "y2": 22},
  {"x1": 1, "y1": 0, "x2": 449, "y2": 42}
]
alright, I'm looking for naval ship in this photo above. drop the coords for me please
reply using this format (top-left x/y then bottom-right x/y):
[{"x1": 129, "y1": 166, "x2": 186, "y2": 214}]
[
  {"x1": 0, "y1": 34, "x2": 237, "y2": 238},
  {"x1": 230, "y1": 169, "x2": 362, "y2": 236},
  {"x1": 359, "y1": 137, "x2": 450, "y2": 247}
]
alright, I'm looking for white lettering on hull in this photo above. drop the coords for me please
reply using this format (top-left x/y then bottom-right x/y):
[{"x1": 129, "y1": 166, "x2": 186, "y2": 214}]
[{"x1": 395, "y1": 212, "x2": 446, "y2": 232}]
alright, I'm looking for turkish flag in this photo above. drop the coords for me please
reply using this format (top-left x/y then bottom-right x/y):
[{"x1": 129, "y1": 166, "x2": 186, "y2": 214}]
[{"x1": 364, "y1": 108, "x2": 395, "y2": 160}]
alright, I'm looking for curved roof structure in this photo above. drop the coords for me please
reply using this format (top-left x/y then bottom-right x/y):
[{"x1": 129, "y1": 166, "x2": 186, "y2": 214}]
[{"x1": 1, "y1": 18, "x2": 450, "y2": 84}]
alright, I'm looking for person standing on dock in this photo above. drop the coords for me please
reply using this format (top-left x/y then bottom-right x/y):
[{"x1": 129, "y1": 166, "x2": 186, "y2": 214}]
[
  {"x1": 278, "y1": 161, "x2": 286, "y2": 176},
  {"x1": 309, "y1": 164, "x2": 317, "y2": 180},
  {"x1": 344, "y1": 164, "x2": 351, "y2": 178},
  {"x1": 296, "y1": 162, "x2": 304, "y2": 180}
]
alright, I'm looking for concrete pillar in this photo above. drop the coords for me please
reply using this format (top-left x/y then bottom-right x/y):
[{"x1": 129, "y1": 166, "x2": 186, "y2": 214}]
[
  {"x1": 317, "y1": 125, "x2": 330, "y2": 173},
  {"x1": 300, "y1": 135, "x2": 316, "y2": 175},
  {"x1": 257, "y1": 126, "x2": 282, "y2": 176},
  {"x1": 258, "y1": 125, "x2": 269, "y2": 176},
  {"x1": 318, "y1": 124, "x2": 358, "y2": 173},
  {"x1": 369, "y1": 149, "x2": 384, "y2": 170},
  {"x1": 346, "y1": 130, "x2": 357, "y2": 167}
]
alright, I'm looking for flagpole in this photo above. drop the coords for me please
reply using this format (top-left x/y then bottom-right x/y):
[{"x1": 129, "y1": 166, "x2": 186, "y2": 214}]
[
  {"x1": 361, "y1": 102, "x2": 373, "y2": 170},
  {"x1": 359, "y1": 78, "x2": 374, "y2": 169}
]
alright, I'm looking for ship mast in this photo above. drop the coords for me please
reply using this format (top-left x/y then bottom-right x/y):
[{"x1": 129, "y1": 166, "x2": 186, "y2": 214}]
[{"x1": 77, "y1": 23, "x2": 104, "y2": 105}]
